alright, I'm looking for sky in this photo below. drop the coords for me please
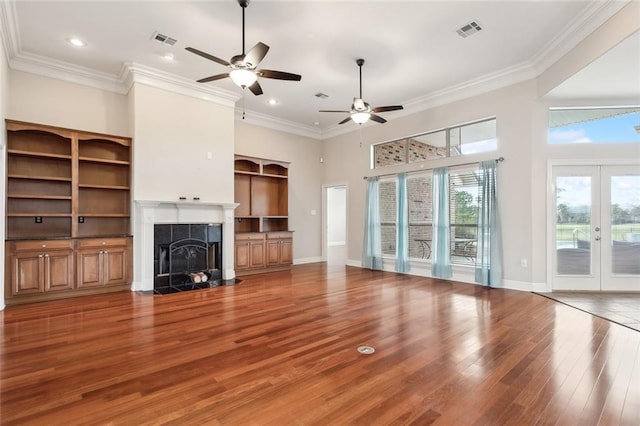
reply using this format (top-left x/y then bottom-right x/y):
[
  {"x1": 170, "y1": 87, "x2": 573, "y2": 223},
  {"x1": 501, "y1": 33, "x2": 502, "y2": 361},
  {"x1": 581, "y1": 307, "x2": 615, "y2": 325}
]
[{"x1": 549, "y1": 112, "x2": 640, "y2": 144}]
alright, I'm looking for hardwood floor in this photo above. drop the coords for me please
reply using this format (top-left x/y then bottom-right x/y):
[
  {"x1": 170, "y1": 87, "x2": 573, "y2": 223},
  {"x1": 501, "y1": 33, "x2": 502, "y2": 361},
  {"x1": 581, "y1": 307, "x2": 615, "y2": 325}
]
[{"x1": 1, "y1": 263, "x2": 639, "y2": 425}]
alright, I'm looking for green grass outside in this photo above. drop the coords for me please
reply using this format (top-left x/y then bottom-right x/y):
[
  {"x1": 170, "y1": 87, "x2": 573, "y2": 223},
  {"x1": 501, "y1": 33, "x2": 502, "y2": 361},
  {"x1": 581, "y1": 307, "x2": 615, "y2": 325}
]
[{"x1": 556, "y1": 223, "x2": 640, "y2": 242}]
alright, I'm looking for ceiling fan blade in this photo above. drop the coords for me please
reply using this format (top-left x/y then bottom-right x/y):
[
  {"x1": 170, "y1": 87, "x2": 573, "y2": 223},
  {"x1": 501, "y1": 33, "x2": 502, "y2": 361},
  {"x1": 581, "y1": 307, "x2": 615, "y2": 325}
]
[
  {"x1": 257, "y1": 69, "x2": 302, "y2": 81},
  {"x1": 244, "y1": 42, "x2": 269, "y2": 67},
  {"x1": 319, "y1": 110, "x2": 351, "y2": 113},
  {"x1": 370, "y1": 114, "x2": 387, "y2": 124},
  {"x1": 197, "y1": 73, "x2": 230, "y2": 83},
  {"x1": 338, "y1": 116, "x2": 352, "y2": 125},
  {"x1": 248, "y1": 80, "x2": 263, "y2": 96},
  {"x1": 372, "y1": 105, "x2": 404, "y2": 113},
  {"x1": 185, "y1": 47, "x2": 230, "y2": 67}
]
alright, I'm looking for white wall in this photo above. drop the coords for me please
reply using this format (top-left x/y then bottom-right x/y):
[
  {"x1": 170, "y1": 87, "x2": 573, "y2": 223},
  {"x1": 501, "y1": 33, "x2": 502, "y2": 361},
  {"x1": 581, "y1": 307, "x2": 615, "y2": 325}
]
[
  {"x1": 235, "y1": 121, "x2": 323, "y2": 263},
  {"x1": 0, "y1": 41, "x2": 7, "y2": 310},
  {"x1": 7, "y1": 70, "x2": 129, "y2": 136},
  {"x1": 130, "y1": 83, "x2": 235, "y2": 203}
]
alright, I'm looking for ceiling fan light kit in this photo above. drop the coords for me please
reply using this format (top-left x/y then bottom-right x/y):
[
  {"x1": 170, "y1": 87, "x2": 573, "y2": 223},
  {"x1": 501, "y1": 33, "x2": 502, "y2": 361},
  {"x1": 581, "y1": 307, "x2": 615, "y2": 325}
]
[
  {"x1": 185, "y1": 0, "x2": 301, "y2": 95},
  {"x1": 320, "y1": 58, "x2": 403, "y2": 126},
  {"x1": 229, "y1": 68, "x2": 257, "y2": 87}
]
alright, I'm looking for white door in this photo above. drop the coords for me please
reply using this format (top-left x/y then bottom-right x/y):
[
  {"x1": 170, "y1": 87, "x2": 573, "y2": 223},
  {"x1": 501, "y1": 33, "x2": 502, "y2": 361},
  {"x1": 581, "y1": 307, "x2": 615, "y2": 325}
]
[{"x1": 551, "y1": 165, "x2": 640, "y2": 291}]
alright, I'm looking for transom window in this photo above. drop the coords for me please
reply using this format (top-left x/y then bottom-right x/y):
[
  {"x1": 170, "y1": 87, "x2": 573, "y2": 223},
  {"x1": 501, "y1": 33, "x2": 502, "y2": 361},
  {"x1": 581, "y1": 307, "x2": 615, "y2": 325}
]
[
  {"x1": 548, "y1": 107, "x2": 640, "y2": 144},
  {"x1": 372, "y1": 118, "x2": 497, "y2": 169}
]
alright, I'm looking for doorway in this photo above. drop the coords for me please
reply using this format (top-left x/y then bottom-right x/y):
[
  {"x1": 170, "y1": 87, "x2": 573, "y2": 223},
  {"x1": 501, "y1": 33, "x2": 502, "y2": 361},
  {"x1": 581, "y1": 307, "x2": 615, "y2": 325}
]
[
  {"x1": 550, "y1": 164, "x2": 640, "y2": 291},
  {"x1": 324, "y1": 185, "x2": 347, "y2": 265}
]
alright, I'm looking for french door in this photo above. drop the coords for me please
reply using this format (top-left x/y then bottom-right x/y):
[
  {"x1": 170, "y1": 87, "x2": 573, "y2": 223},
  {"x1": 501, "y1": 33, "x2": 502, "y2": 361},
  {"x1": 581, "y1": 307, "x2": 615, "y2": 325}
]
[{"x1": 551, "y1": 165, "x2": 640, "y2": 291}]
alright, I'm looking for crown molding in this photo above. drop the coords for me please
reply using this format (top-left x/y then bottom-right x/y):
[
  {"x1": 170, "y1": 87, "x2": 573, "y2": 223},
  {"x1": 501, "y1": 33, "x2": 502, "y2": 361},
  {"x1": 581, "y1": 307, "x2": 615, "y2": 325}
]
[
  {"x1": 235, "y1": 108, "x2": 323, "y2": 139},
  {"x1": 11, "y1": 51, "x2": 126, "y2": 93},
  {"x1": 530, "y1": 0, "x2": 631, "y2": 75},
  {"x1": 120, "y1": 63, "x2": 239, "y2": 108},
  {"x1": 0, "y1": 0, "x2": 19, "y2": 60}
]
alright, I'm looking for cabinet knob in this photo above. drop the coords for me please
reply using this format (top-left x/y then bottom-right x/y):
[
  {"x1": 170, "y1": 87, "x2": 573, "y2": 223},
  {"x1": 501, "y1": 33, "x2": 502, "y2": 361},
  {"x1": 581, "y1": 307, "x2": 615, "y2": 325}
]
[
  {"x1": 102, "y1": 242, "x2": 106, "y2": 245},
  {"x1": 42, "y1": 244, "x2": 46, "y2": 248},
  {"x1": 39, "y1": 254, "x2": 44, "y2": 258},
  {"x1": 104, "y1": 250, "x2": 108, "y2": 254},
  {"x1": 44, "y1": 254, "x2": 49, "y2": 258}
]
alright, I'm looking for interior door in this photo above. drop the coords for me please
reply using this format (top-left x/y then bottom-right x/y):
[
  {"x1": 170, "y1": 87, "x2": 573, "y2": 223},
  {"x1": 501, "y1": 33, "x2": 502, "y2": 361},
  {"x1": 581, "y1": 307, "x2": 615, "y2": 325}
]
[{"x1": 551, "y1": 165, "x2": 640, "y2": 291}]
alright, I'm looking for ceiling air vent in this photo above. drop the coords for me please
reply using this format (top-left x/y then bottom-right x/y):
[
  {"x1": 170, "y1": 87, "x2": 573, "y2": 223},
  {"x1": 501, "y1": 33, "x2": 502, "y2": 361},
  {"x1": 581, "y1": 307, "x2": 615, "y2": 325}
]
[
  {"x1": 456, "y1": 21, "x2": 482, "y2": 38},
  {"x1": 315, "y1": 93, "x2": 329, "y2": 99},
  {"x1": 151, "y1": 31, "x2": 177, "y2": 46}
]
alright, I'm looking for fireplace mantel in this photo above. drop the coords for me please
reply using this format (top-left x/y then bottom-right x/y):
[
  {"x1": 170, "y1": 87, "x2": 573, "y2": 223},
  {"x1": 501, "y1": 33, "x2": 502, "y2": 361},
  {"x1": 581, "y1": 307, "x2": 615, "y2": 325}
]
[{"x1": 133, "y1": 200, "x2": 238, "y2": 291}]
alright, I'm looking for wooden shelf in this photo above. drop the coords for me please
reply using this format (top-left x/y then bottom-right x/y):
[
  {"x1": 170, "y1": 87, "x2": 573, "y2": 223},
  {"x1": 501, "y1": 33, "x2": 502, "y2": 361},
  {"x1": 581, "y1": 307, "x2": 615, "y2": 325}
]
[
  {"x1": 78, "y1": 213, "x2": 130, "y2": 218},
  {"x1": 7, "y1": 194, "x2": 72, "y2": 200},
  {"x1": 8, "y1": 149, "x2": 72, "y2": 160},
  {"x1": 79, "y1": 157, "x2": 130, "y2": 166},
  {"x1": 8, "y1": 174, "x2": 72, "y2": 182},
  {"x1": 78, "y1": 184, "x2": 130, "y2": 190}
]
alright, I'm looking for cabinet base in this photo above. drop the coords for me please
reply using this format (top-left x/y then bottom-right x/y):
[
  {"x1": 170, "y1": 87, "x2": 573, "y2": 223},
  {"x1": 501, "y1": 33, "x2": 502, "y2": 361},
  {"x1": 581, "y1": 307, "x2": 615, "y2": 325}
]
[
  {"x1": 235, "y1": 265, "x2": 292, "y2": 277},
  {"x1": 5, "y1": 284, "x2": 131, "y2": 306}
]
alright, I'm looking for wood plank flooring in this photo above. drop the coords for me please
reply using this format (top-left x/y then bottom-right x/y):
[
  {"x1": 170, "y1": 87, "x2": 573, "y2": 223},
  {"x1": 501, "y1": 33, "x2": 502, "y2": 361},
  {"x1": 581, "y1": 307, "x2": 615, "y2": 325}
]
[{"x1": 1, "y1": 263, "x2": 639, "y2": 425}]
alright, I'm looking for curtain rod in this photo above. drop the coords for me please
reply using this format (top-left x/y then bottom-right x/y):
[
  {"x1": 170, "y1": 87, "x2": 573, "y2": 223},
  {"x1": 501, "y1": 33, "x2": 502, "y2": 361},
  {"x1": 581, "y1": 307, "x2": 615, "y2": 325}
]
[{"x1": 363, "y1": 157, "x2": 504, "y2": 180}]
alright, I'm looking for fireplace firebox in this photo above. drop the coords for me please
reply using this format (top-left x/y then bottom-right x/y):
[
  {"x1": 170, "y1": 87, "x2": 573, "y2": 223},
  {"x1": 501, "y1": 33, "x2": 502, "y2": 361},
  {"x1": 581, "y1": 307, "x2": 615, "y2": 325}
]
[{"x1": 154, "y1": 224, "x2": 222, "y2": 294}]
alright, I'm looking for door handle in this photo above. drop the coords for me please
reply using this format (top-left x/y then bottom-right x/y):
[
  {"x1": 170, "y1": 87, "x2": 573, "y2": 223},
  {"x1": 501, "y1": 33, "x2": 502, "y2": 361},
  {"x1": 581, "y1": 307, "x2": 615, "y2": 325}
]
[
  {"x1": 595, "y1": 236, "x2": 601, "y2": 241},
  {"x1": 595, "y1": 226, "x2": 600, "y2": 232}
]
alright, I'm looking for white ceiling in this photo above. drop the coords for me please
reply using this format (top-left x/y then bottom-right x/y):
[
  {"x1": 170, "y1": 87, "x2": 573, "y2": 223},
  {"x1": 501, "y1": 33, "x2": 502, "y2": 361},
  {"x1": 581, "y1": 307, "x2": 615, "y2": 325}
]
[{"x1": 1, "y1": 0, "x2": 637, "y2": 137}]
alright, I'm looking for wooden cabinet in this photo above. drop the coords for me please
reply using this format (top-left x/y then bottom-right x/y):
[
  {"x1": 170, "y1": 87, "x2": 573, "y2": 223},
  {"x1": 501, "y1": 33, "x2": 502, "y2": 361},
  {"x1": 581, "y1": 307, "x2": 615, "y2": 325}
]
[
  {"x1": 77, "y1": 238, "x2": 131, "y2": 288},
  {"x1": 234, "y1": 156, "x2": 293, "y2": 276},
  {"x1": 7, "y1": 240, "x2": 74, "y2": 296},
  {"x1": 266, "y1": 232, "x2": 293, "y2": 266},
  {"x1": 4, "y1": 120, "x2": 133, "y2": 304},
  {"x1": 235, "y1": 233, "x2": 265, "y2": 271}
]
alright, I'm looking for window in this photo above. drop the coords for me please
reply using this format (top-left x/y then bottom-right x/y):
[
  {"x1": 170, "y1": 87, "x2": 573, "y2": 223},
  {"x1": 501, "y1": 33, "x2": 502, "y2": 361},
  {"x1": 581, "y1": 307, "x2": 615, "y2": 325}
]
[
  {"x1": 449, "y1": 165, "x2": 480, "y2": 265},
  {"x1": 408, "y1": 173, "x2": 433, "y2": 259},
  {"x1": 373, "y1": 118, "x2": 496, "y2": 169},
  {"x1": 379, "y1": 177, "x2": 397, "y2": 256},
  {"x1": 548, "y1": 107, "x2": 640, "y2": 144}
]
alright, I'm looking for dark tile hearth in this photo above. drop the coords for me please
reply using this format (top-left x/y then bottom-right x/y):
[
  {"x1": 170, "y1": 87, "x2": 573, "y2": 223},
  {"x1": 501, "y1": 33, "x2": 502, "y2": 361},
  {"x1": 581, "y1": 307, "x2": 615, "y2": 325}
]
[{"x1": 152, "y1": 278, "x2": 242, "y2": 295}]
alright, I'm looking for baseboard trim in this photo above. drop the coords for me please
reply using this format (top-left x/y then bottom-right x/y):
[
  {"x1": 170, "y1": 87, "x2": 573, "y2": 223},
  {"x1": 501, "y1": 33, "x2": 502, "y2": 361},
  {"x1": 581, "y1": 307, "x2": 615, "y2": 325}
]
[{"x1": 294, "y1": 256, "x2": 324, "y2": 265}]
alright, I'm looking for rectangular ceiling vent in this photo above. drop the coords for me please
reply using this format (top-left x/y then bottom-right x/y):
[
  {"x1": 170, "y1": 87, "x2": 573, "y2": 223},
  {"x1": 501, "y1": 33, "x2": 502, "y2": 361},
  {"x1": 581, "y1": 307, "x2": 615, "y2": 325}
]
[
  {"x1": 456, "y1": 21, "x2": 482, "y2": 38},
  {"x1": 315, "y1": 93, "x2": 329, "y2": 99},
  {"x1": 151, "y1": 31, "x2": 177, "y2": 46}
]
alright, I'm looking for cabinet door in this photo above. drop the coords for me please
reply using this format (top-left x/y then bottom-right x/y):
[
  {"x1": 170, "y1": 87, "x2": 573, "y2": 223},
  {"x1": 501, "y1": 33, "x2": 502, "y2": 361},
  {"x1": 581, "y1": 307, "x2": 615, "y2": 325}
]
[
  {"x1": 280, "y1": 240, "x2": 293, "y2": 264},
  {"x1": 235, "y1": 242, "x2": 250, "y2": 270},
  {"x1": 11, "y1": 252, "x2": 44, "y2": 295},
  {"x1": 77, "y1": 250, "x2": 102, "y2": 288},
  {"x1": 102, "y1": 246, "x2": 129, "y2": 286},
  {"x1": 44, "y1": 250, "x2": 74, "y2": 292},
  {"x1": 250, "y1": 242, "x2": 265, "y2": 268},
  {"x1": 266, "y1": 240, "x2": 281, "y2": 266}
]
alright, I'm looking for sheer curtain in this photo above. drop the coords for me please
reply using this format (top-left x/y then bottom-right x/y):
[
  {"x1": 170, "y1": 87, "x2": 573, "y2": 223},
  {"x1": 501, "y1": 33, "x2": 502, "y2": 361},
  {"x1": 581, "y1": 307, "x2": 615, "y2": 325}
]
[
  {"x1": 475, "y1": 160, "x2": 503, "y2": 286},
  {"x1": 396, "y1": 173, "x2": 409, "y2": 272},
  {"x1": 432, "y1": 167, "x2": 452, "y2": 278},
  {"x1": 362, "y1": 176, "x2": 383, "y2": 270}
]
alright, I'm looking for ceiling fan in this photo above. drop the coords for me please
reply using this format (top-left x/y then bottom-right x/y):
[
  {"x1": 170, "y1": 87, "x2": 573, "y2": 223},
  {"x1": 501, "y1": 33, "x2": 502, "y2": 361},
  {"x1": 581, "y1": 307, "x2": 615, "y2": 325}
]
[
  {"x1": 185, "y1": 0, "x2": 301, "y2": 96},
  {"x1": 320, "y1": 58, "x2": 403, "y2": 125}
]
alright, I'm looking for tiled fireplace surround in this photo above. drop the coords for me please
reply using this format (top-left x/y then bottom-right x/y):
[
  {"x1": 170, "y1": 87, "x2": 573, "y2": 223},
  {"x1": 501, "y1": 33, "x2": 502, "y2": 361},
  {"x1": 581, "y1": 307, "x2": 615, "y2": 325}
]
[{"x1": 133, "y1": 200, "x2": 237, "y2": 292}]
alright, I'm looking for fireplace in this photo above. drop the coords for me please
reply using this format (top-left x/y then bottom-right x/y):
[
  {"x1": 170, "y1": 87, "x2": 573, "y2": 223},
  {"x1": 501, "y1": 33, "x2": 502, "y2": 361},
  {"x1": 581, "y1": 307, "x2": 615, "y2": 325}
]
[
  {"x1": 154, "y1": 224, "x2": 222, "y2": 294},
  {"x1": 133, "y1": 200, "x2": 238, "y2": 293}
]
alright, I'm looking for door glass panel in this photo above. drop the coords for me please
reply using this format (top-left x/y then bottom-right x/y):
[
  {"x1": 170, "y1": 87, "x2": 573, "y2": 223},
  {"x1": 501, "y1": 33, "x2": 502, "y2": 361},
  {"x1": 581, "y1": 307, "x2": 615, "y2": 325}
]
[
  {"x1": 556, "y1": 176, "x2": 592, "y2": 275},
  {"x1": 610, "y1": 175, "x2": 640, "y2": 275}
]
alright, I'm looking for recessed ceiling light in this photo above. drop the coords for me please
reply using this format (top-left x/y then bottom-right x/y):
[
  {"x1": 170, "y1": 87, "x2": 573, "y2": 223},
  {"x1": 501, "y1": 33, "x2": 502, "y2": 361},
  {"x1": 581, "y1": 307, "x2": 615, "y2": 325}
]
[
  {"x1": 313, "y1": 121, "x2": 320, "y2": 126},
  {"x1": 67, "y1": 37, "x2": 86, "y2": 47},
  {"x1": 268, "y1": 99, "x2": 278, "y2": 106},
  {"x1": 162, "y1": 53, "x2": 175, "y2": 61}
]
